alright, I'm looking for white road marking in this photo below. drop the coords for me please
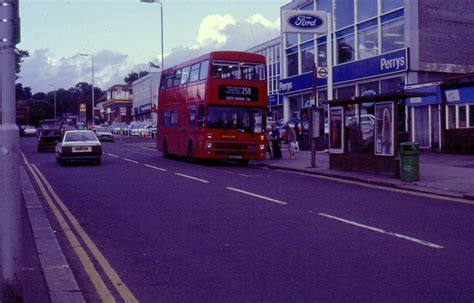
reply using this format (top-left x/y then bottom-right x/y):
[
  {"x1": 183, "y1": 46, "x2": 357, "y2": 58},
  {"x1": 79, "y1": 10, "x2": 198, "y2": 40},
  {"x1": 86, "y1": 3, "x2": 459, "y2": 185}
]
[
  {"x1": 107, "y1": 153, "x2": 119, "y2": 158},
  {"x1": 175, "y1": 173, "x2": 209, "y2": 183},
  {"x1": 144, "y1": 164, "x2": 167, "y2": 172},
  {"x1": 226, "y1": 187, "x2": 287, "y2": 205},
  {"x1": 123, "y1": 158, "x2": 139, "y2": 164},
  {"x1": 318, "y1": 213, "x2": 444, "y2": 249}
]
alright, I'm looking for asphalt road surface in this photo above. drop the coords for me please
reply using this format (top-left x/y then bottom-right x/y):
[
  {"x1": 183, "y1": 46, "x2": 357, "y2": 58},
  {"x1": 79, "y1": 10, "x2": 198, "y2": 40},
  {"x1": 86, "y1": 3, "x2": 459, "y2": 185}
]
[{"x1": 20, "y1": 136, "x2": 474, "y2": 302}]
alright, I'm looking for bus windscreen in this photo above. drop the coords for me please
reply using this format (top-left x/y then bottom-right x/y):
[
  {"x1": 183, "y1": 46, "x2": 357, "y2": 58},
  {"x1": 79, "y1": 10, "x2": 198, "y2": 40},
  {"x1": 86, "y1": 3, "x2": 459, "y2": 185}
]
[
  {"x1": 211, "y1": 61, "x2": 265, "y2": 81},
  {"x1": 206, "y1": 105, "x2": 264, "y2": 133}
]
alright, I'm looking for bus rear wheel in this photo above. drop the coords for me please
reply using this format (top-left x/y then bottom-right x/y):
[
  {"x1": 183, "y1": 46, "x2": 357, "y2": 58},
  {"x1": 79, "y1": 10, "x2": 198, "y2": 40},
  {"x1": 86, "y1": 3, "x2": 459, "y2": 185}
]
[
  {"x1": 187, "y1": 142, "x2": 194, "y2": 163},
  {"x1": 162, "y1": 139, "x2": 169, "y2": 158}
]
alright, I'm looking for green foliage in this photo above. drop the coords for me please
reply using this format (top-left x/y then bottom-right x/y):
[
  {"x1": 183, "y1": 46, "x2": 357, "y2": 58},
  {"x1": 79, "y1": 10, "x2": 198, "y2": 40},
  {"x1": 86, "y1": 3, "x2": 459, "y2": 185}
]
[
  {"x1": 124, "y1": 70, "x2": 149, "y2": 85},
  {"x1": 15, "y1": 48, "x2": 29, "y2": 76}
]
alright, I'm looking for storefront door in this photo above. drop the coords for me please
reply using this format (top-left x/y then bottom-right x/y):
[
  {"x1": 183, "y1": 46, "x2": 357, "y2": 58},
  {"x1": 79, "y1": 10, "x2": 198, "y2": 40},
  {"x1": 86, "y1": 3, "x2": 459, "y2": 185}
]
[
  {"x1": 431, "y1": 106, "x2": 440, "y2": 149},
  {"x1": 414, "y1": 107, "x2": 430, "y2": 148}
]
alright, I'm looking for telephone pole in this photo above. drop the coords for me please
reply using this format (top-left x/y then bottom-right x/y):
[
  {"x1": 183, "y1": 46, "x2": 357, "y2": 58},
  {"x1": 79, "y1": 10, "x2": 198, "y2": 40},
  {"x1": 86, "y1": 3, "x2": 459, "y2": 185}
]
[{"x1": 0, "y1": 0, "x2": 22, "y2": 301}]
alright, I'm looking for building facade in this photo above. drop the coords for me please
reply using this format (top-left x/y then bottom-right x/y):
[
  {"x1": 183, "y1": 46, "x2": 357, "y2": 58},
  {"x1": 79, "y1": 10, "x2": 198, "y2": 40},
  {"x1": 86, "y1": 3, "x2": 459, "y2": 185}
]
[
  {"x1": 275, "y1": 0, "x2": 473, "y2": 123},
  {"x1": 247, "y1": 37, "x2": 283, "y2": 121},
  {"x1": 97, "y1": 84, "x2": 133, "y2": 124},
  {"x1": 131, "y1": 72, "x2": 161, "y2": 123}
]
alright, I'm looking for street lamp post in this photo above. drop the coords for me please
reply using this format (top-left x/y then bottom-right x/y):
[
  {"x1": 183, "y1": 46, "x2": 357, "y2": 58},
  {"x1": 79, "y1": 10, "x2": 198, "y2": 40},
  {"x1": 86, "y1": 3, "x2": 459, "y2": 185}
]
[
  {"x1": 140, "y1": 0, "x2": 164, "y2": 69},
  {"x1": 79, "y1": 53, "x2": 95, "y2": 124},
  {"x1": 48, "y1": 84, "x2": 57, "y2": 119}
]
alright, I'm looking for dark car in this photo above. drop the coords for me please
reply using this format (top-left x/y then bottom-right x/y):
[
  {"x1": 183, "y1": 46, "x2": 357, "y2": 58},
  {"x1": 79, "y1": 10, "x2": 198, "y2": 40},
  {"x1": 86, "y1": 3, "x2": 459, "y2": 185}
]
[
  {"x1": 37, "y1": 128, "x2": 62, "y2": 152},
  {"x1": 55, "y1": 130, "x2": 102, "y2": 165}
]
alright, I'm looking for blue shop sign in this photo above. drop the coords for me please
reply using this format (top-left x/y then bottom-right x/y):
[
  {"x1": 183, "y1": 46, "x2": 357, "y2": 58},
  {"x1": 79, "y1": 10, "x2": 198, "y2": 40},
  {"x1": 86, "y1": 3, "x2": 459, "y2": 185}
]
[
  {"x1": 287, "y1": 15, "x2": 324, "y2": 31},
  {"x1": 445, "y1": 85, "x2": 474, "y2": 104},
  {"x1": 278, "y1": 72, "x2": 327, "y2": 95},
  {"x1": 405, "y1": 85, "x2": 441, "y2": 106},
  {"x1": 140, "y1": 104, "x2": 152, "y2": 113},
  {"x1": 279, "y1": 48, "x2": 408, "y2": 95},
  {"x1": 333, "y1": 49, "x2": 408, "y2": 84}
]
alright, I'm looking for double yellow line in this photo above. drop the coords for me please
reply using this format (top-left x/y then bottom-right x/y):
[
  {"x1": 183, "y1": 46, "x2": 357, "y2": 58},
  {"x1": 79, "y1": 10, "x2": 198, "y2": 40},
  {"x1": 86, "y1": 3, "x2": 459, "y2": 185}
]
[{"x1": 22, "y1": 153, "x2": 138, "y2": 303}]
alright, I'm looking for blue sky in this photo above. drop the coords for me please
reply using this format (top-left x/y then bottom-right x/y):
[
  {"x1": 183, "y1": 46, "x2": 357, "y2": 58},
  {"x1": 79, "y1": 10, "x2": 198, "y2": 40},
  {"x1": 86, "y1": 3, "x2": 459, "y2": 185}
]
[{"x1": 19, "y1": 0, "x2": 288, "y2": 93}]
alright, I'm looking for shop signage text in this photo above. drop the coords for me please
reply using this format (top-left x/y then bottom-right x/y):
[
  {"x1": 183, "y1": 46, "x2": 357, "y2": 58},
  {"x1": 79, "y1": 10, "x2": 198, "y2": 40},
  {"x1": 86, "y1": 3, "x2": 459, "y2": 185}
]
[
  {"x1": 140, "y1": 104, "x2": 152, "y2": 113},
  {"x1": 282, "y1": 10, "x2": 327, "y2": 34}
]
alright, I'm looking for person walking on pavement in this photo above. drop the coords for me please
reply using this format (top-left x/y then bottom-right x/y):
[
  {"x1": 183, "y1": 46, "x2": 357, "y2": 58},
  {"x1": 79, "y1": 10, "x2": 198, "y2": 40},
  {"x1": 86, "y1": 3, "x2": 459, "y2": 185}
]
[
  {"x1": 271, "y1": 124, "x2": 282, "y2": 159},
  {"x1": 285, "y1": 124, "x2": 297, "y2": 159},
  {"x1": 266, "y1": 127, "x2": 273, "y2": 159}
]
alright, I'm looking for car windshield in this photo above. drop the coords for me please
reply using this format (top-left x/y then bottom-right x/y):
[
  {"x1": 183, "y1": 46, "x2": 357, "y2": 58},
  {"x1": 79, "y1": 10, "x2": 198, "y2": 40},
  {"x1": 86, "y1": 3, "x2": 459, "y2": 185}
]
[
  {"x1": 65, "y1": 132, "x2": 98, "y2": 142},
  {"x1": 206, "y1": 105, "x2": 264, "y2": 133}
]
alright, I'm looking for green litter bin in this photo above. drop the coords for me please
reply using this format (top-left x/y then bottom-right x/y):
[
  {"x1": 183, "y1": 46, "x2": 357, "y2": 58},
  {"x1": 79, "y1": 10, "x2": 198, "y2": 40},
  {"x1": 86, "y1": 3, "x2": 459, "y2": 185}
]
[{"x1": 399, "y1": 142, "x2": 420, "y2": 181}]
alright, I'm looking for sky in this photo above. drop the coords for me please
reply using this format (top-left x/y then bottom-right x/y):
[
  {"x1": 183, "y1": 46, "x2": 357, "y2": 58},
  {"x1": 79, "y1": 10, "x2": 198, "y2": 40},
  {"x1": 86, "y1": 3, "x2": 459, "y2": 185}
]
[{"x1": 18, "y1": 0, "x2": 289, "y2": 94}]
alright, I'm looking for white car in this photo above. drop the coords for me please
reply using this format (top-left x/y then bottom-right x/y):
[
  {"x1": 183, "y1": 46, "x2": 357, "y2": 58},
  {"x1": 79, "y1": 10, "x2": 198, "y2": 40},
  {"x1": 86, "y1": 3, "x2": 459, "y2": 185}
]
[
  {"x1": 95, "y1": 127, "x2": 114, "y2": 142},
  {"x1": 55, "y1": 130, "x2": 102, "y2": 165},
  {"x1": 23, "y1": 125, "x2": 37, "y2": 136}
]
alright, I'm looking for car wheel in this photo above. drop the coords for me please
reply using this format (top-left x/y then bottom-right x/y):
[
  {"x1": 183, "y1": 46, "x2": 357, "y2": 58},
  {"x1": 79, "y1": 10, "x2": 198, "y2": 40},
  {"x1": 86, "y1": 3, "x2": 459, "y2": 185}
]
[
  {"x1": 163, "y1": 139, "x2": 169, "y2": 158},
  {"x1": 94, "y1": 158, "x2": 101, "y2": 165}
]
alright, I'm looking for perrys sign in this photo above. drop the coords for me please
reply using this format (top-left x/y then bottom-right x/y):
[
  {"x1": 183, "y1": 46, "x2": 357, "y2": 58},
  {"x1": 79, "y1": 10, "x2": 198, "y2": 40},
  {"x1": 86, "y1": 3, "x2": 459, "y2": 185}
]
[{"x1": 282, "y1": 10, "x2": 327, "y2": 34}]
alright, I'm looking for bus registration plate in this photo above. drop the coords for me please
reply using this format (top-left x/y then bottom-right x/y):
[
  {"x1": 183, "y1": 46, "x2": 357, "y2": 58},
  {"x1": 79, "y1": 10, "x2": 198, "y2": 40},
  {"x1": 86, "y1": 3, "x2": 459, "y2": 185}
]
[{"x1": 229, "y1": 155, "x2": 243, "y2": 159}]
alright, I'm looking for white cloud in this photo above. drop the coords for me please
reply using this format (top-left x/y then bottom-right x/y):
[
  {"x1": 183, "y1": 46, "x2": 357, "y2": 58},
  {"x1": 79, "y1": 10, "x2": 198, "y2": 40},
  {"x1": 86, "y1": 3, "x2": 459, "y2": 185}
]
[{"x1": 19, "y1": 13, "x2": 280, "y2": 93}]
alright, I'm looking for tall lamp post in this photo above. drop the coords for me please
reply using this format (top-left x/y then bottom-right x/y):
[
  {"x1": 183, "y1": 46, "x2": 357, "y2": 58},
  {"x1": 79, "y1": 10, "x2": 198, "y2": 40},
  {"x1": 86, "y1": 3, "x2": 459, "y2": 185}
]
[
  {"x1": 79, "y1": 53, "x2": 95, "y2": 124},
  {"x1": 48, "y1": 84, "x2": 57, "y2": 119},
  {"x1": 140, "y1": 0, "x2": 164, "y2": 69}
]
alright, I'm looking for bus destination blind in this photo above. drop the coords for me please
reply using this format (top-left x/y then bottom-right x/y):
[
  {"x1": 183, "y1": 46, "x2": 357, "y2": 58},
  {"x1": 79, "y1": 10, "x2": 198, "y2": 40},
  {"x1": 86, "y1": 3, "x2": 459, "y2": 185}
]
[{"x1": 218, "y1": 85, "x2": 258, "y2": 101}]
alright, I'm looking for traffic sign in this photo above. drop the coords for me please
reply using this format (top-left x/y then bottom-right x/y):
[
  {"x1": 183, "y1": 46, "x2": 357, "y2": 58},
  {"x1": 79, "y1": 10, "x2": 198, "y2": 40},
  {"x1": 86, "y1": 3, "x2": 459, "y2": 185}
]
[{"x1": 317, "y1": 67, "x2": 328, "y2": 79}]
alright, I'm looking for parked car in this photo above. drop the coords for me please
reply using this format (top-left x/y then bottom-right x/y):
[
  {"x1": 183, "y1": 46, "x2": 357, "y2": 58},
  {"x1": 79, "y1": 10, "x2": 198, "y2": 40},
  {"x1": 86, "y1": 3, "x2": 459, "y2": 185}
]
[
  {"x1": 110, "y1": 123, "x2": 121, "y2": 134},
  {"x1": 37, "y1": 128, "x2": 62, "y2": 152},
  {"x1": 23, "y1": 125, "x2": 37, "y2": 136},
  {"x1": 55, "y1": 130, "x2": 102, "y2": 165},
  {"x1": 129, "y1": 124, "x2": 144, "y2": 136},
  {"x1": 95, "y1": 126, "x2": 114, "y2": 142}
]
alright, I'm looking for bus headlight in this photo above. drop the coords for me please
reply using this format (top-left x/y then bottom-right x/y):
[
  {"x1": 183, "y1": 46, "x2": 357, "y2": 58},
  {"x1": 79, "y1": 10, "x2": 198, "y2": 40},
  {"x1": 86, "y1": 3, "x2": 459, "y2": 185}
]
[
  {"x1": 259, "y1": 144, "x2": 265, "y2": 150},
  {"x1": 207, "y1": 142, "x2": 213, "y2": 149},
  {"x1": 207, "y1": 133, "x2": 213, "y2": 139}
]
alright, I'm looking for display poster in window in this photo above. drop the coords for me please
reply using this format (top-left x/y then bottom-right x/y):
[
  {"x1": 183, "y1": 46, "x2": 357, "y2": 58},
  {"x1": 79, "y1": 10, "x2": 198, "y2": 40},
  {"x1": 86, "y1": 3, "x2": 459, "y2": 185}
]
[
  {"x1": 329, "y1": 107, "x2": 343, "y2": 153},
  {"x1": 375, "y1": 102, "x2": 394, "y2": 156},
  {"x1": 218, "y1": 85, "x2": 258, "y2": 102}
]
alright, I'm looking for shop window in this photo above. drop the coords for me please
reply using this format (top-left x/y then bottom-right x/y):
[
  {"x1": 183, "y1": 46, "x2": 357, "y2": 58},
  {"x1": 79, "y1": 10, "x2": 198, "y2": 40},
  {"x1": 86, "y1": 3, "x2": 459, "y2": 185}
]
[
  {"x1": 287, "y1": 52, "x2": 299, "y2": 77},
  {"x1": 469, "y1": 105, "x2": 474, "y2": 128},
  {"x1": 381, "y1": 77, "x2": 404, "y2": 93},
  {"x1": 317, "y1": 0, "x2": 333, "y2": 14},
  {"x1": 301, "y1": 33, "x2": 314, "y2": 43},
  {"x1": 337, "y1": 86, "x2": 355, "y2": 99},
  {"x1": 382, "y1": 18, "x2": 405, "y2": 53},
  {"x1": 317, "y1": 42, "x2": 327, "y2": 67},
  {"x1": 318, "y1": 90, "x2": 327, "y2": 103},
  {"x1": 382, "y1": 0, "x2": 404, "y2": 13},
  {"x1": 335, "y1": 0, "x2": 354, "y2": 29},
  {"x1": 289, "y1": 95, "x2": 303, "y2": 118},
  {"x1": 358, "y1": 0, "x2": 378, "y2": 22},
  {"x1": 337, "y1": 33, "x2": 355, "y2": 64},
  {"x1": 447, "y1": 105, "x2": 456, "y2": 129},
  {"x1": 359, "y1": 81, "x2": 379, "y2": 96},
  {"x1": 358, "y1": 25, "x2": 379, "y2": 59},
  {"x1": 301, "y1": 44, "x2": 315, "y2": 73},
  {"x1": 286, "y1": 33, "x2": 298, "y2": 48},
  {"x1": 459, "y1": 105, "x2": 467, "y2": 128},
  {"x1": 360, "y1": 102, "x2": 375, "y2": 153},
  {"x1": 300, "y1": 2, "x2": 313, "y2": 10},
  {"x1": 329, "y1": 107, "x2": 344, "y2": 152}
]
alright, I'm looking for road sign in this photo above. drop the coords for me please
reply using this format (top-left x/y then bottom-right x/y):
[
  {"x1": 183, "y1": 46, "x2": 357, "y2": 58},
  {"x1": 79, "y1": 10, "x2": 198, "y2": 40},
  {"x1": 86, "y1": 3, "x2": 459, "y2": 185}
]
[{"x1": 317, "y1": 67, "x2": 328, "y2": 79}]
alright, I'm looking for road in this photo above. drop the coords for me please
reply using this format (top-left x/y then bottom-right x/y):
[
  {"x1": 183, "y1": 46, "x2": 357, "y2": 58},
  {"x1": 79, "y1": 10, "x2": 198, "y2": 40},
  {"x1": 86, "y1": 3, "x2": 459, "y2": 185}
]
[{"x1": 20, "y1": 136, "x2": 474, "y2": 302}]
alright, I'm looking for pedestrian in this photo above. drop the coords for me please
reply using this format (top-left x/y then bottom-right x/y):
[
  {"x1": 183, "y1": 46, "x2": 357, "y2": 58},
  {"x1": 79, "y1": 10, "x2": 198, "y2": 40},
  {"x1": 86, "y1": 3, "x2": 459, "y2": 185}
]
[
  {"x1": 271, "y1": 124, "x2": 282, "y2": 159},
  {"x1": 285, "y1": 125, "x2": 297, "y2": 159},
  {"x1": 266, "y1": 127, "x2": 273, "y2": 159}
]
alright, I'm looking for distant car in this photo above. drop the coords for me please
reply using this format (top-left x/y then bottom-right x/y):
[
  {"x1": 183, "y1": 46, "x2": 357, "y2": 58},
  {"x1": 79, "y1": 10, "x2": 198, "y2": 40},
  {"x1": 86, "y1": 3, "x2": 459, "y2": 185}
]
[
  {"x1": 37, "y1": 128, "x2": 62, "y2": 152},
  {"x1": 129, "y1": 124, "x2": 144, "y2": 136},
  {"x1": 55, "y1": 130, "x2": 102, "y2": 165},
  {"x1": 95, "y1": 127, "x2": 114, "y2": 142},
  {"x1": 23, "y1": 125, "x2": 37, "y2": 136}
]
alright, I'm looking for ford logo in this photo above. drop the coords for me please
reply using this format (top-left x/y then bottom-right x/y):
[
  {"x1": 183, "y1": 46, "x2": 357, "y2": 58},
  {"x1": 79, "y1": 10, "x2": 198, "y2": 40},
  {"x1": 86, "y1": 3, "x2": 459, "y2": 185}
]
[{"x1": 288, "y1": 15, "x2": 323, "y2": 30}]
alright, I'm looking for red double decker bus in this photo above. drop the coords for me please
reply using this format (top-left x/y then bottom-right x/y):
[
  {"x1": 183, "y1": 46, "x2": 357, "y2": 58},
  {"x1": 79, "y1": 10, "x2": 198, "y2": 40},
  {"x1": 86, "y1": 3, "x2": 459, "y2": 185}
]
[{"x1": 156, "y1": 51, "x2": 267, "y2": 164}]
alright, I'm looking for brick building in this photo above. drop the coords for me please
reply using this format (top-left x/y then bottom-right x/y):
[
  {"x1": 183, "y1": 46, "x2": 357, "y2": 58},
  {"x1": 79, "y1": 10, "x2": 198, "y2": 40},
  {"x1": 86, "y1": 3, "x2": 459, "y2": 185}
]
[{"x1": 97, "y1": 84, "x2": 133, "y2": 124}]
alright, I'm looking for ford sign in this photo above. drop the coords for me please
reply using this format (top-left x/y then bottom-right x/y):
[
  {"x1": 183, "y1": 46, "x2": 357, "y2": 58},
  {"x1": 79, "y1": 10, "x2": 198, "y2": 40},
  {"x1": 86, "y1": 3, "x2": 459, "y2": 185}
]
[
  {"x1": 282, "y1": 10, "x2": 327, "y2": 34},
  {"x1": 288, "y1": 15, "x2": 323, "y2": 30}
]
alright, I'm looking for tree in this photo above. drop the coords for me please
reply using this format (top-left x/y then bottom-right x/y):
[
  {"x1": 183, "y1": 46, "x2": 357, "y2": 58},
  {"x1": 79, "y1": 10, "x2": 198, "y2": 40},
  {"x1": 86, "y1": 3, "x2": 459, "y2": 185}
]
[
  {"x1": 124, "y1": 70, "x2": 149, "y2": 85},
  {"x1": 15, "y1": 48, "x2": 29, "y2": 77},
  {"x1": 15, "y1": 83, "x2": 32, "y2": 100},
  {"x1": 32, "y1": 92, "x2": 47, "y2": 100},
  {"x1": 28, "y1": 100, "x2": 53, "y2": 125}
]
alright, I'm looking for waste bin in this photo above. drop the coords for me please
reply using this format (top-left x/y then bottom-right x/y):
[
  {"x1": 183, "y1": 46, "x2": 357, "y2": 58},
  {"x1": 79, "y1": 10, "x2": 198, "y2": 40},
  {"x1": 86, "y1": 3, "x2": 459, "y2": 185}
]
[{"x1": 399, "y1": 142, "x2": 419, "y2": 181}]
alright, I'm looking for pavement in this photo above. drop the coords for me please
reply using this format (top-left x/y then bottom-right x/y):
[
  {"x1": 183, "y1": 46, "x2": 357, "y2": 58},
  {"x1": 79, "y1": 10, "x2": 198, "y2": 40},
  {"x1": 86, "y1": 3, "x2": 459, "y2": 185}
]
[
  {"x1": 17, "y1": 135, "x2": 474, "y2": 301},
  {"x1": 251, "y1": 144, "x2": 474, "y2": 202}
]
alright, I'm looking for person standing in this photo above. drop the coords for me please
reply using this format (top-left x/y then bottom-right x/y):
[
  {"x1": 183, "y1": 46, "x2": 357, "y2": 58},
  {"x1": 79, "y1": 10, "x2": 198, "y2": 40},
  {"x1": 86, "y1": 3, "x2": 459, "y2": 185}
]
[
  {"x1": 271, "y1": 124, "x2": 282, "y2": 159},
  {"x1": 285, "y1": 125, "x2": 297, "y2": 159}
]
